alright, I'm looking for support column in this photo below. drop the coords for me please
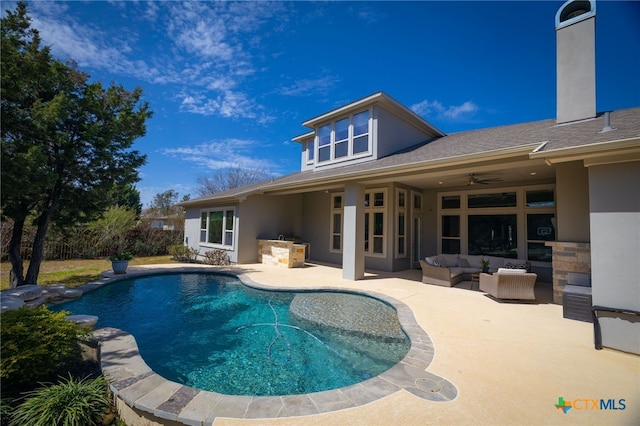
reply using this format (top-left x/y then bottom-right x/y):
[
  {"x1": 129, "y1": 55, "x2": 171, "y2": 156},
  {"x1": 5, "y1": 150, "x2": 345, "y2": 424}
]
[{"x1": 342, "y1": 183, "x2": 365, "y2": 280}]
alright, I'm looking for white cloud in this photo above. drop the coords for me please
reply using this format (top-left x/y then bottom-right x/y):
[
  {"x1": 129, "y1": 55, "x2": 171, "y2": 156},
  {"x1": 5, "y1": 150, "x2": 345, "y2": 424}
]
[
  {"x1": 178, "y1": 91, "x2": 252, "y2": 118},
  {"x1": 411, "y1": 99, "x2": 479, "y2": 121},
  {"x1": 172, "y1": 19, "x2": 234, "y2": 60},
  {"x1": 178, "y1": 90, "x2": 275, "y2": 124},
  {"x1": 279, "y1": 76, "x2": 340, "y2": 97},
  {"x1": 29, "y1": 1, "x2": 288, "y2": 122},
  {"x1": 161, "y1": 139, "x2": 276, "y2": 172},
  {"x1": 31, "y1": 15, "x2": 121, "y2": 69}
]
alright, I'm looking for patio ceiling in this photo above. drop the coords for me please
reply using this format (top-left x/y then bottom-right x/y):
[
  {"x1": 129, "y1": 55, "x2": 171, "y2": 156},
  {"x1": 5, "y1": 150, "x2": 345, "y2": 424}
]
[
  {"x1": 263, "y1": 156, "x2": 557, "y2": 197},
  {"x1": 366, "y1": 158, "x2": 557, "y2": 191}
]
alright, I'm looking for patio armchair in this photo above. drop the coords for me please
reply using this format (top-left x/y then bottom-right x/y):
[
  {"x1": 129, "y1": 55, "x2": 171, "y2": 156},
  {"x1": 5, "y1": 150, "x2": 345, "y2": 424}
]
[{"x1": 479, "y1": 269, "x2": 537, "y2": 300}]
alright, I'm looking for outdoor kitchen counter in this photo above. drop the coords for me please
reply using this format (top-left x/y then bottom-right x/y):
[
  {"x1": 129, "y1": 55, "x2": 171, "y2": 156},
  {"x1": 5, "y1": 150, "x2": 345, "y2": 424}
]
[{"x1": 257, "y1": 239, "x2": 306, "y2": 268}]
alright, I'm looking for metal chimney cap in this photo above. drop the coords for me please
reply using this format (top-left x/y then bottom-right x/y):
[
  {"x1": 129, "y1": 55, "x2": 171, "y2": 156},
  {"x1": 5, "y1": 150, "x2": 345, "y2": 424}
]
[{"x1": 556, "y1": 0, "x2": 596, "y2": 30}]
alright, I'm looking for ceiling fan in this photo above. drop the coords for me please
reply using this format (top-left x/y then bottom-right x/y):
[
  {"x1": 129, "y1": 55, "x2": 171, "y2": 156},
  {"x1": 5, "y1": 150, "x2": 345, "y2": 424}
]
[{"x1": 467, "y1": 173, "x2": 502, "y2": 186}]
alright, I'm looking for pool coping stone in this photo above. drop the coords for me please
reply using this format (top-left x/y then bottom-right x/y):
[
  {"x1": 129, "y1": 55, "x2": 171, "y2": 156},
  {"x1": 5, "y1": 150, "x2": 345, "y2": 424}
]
[{"x1": 84, "y1": 265, "x2": 457, "y2": 423}]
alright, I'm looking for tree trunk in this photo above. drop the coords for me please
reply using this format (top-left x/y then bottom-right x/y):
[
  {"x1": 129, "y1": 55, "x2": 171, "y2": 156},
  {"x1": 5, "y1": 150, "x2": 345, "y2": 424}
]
[
  {"x1": 8, "y1": 217, "x2": 26, "y2": 288},
  {"x1": 25, "y1": 209, "x2": 52, "y2": 285}
]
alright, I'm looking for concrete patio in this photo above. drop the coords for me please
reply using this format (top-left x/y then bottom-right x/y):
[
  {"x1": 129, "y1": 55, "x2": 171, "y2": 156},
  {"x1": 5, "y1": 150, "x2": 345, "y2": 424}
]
[{"x1": 103, "y1": 263, "x2": 638, "y2": 425}]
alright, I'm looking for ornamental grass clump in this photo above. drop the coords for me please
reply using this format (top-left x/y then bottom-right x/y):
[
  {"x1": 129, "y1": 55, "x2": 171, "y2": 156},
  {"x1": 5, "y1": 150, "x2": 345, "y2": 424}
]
[{"x1": 9, "y1": 375, "x2": 111, "y2": 426}]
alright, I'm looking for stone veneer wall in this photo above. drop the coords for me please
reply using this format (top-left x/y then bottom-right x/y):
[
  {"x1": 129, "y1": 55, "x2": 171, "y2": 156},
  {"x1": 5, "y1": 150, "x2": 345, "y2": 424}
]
[
  {"x1": 546, "y1": 241, "x2": 591, "y2": 304},
  {"x1": 257, "y1": 239, "x2": 305, "y2": 268}
]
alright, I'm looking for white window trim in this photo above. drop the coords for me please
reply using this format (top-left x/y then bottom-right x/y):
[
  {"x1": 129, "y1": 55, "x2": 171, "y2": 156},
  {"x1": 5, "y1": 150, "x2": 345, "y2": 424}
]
[
  {"x1": 396, "y1": 188, "x2": 407, "y2": 258},
  {"x1": 306, "y1": 140, "x2": 314, "y2": 164},
  {"x1": 364, "y1": 188, "x2": 387, "y2": 258},
  {"x1": 329, "y1": 193, "x2": 344, "y2": 254},
  {"x1": 314, "y1": 108, "x2": 372, "y2": 165},
  {"x1": 199, "y1": 207, "x2": 236, "y2": 249},
  {"x1": 436, "y1": 185, "x2": 556, "y2": 263}
]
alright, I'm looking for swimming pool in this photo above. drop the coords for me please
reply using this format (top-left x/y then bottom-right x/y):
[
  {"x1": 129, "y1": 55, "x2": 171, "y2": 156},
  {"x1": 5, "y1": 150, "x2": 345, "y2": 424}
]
[{"x1": 51, "y1": 272, "x2": 410, "y2": 396}]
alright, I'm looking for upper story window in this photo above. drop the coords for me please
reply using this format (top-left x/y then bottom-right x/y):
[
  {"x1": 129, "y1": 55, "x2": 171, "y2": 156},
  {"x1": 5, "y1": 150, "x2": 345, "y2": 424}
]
[
  {"x1": 315, "y1": 109, "x2": 371, "y2": 164},
  {"x1": 335, "y1": 118, "x2": 349, "y2": 158},
  {"x1": 306, "y1": 140, "x2": 314, "y2": 163},
  {"x1": 353, "y1": 111, "x2": 370, "y2": 154},
  {"x1": 318, "y1": 124, "x2": 331, "y2": 162}
]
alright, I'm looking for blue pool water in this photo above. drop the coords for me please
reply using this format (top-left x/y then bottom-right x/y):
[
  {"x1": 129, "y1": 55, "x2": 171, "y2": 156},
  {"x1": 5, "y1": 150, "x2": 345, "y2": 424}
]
[{"x1": 50, "y1": 273, "x2": 410, "y2": 396}]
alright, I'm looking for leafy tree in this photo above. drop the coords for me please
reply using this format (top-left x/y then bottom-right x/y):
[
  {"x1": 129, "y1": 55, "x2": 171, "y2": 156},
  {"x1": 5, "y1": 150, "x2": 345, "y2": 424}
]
[
  {"x1": 1, "y1": 2, "x2": 151, "y2": 287},
  {"x1": 149, "y1": 189, "x2": 180, "y2": 215},
  {"x1": 88, "y1": 205, "x2": 137, "y2": 254},
  {"x1": 144, "y1": 190, "x2": 189, "y2": 235},
  {"x1": 109, "y1": 183, "x2": 143, "y2": 217},
  {"x1": 195, "y1": 166, "x2": 268, "y2": 196}
]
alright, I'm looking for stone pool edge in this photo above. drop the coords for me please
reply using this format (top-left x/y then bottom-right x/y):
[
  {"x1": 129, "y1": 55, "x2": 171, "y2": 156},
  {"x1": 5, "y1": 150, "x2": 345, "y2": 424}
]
[{"x1": 86, "y1": 266, "x2": 457, "y2": 424}]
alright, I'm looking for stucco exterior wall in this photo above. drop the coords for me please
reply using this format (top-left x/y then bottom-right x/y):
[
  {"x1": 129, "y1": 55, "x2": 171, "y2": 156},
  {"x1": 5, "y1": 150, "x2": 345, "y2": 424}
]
[
  {"x1": 556, "y1": 161, "x2": 590, "y2": 242},
  {"x1": 236, "y1": 194, "x2": 303, "y2": 264},
  {"x1": 589, "y1": 161, "x2": 640, "y2": 354},
  {"x1": 556, "y1": 14, "x2": 596, "y2": 123},
  {"x1": 422, "y1": 189, "x2": 438, "y2": 257},
  {"x1": 301, "y1": 192, "x2": 341, "y2": 265},
  {"x1": 376, "y1": 107, "x2": 432, "y2": 158},
  {"x1": 183, "y1": 194, "x2": 303, "y2": 265},
  {"x1": 183, "y1": 207, "x2": 242, "y2": 263}
]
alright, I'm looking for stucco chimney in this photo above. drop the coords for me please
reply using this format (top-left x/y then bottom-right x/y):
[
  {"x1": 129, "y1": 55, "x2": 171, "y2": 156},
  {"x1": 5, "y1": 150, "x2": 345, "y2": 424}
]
[{"x1": 555, "y1": 0, "x2": 596, "y2": 124}]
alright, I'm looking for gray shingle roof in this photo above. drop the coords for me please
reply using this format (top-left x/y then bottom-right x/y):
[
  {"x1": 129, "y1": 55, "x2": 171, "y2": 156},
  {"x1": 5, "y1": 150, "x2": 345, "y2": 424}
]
[{"x1": 182, "y1": 107, "x2": 640, "y2": 206}]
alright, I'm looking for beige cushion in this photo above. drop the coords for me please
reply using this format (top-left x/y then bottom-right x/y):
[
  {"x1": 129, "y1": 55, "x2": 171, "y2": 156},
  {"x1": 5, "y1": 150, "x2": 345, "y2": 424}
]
[{"x1": 497, "y1": 267, "x2": 527, "y2": 274}]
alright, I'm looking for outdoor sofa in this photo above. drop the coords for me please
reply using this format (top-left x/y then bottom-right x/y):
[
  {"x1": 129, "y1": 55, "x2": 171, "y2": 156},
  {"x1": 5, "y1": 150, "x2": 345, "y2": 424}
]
[
  {"x1": 479, "y1": 269, "x2": 538, "y2": 300},
  {"x1": 419, "y1": 254, "x2": 529, "y2": 287}
]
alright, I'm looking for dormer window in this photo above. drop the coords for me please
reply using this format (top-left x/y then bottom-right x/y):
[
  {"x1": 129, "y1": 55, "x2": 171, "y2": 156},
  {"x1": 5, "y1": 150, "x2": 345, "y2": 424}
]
[
  {"x1": 306, "y1": 140, "x2": 314, "y2": 163},
  {"x1": 296, "y1": 92, "x2": 445, "y2": 172},
  {"x1": 335, "y1": 118, "x2": 349, "y2": 158},
  {"x1": 353, "y1": 111, "x2": 370, "y2": 154},
  {"x1": 318, "y1": 124, "x2": 331, "y2": 162},
  {"x1": 315, "y1": 109, "x2": 371, "y2": 164}
]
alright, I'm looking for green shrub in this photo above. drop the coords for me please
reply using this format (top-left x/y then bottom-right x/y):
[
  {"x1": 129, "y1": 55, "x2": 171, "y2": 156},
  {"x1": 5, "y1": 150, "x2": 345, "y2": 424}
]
[
  {"x1": 169, "y1": 244, "x2": 199, "y2": 262},
  {"x1": 9, "y1": 375, "x2": 110, "y2": 426},
  {"x1": 203, "y1": 249, "x2": 231, "y2": 265},
  {"x1": 1, "y1": 307, "x2": 90, "y2": 395}
]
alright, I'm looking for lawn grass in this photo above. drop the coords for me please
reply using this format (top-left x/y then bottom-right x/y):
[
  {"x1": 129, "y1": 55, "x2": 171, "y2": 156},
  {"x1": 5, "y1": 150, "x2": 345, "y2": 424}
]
[{"x1": 0, "y1": 256, "x2": 178, "y2": 290}]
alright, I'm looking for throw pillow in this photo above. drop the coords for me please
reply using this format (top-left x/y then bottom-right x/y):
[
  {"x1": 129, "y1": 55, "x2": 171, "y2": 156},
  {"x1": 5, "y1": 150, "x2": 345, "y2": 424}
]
[
  {"x1": 433, "y1": 258, "x2": 443, "y2": 267},
  {"x1": 458, "y1": 258, "x2": 470, "y2": 267},
  {"x1": 505, "y1": 262, "x2": 528, "y2": 270}
]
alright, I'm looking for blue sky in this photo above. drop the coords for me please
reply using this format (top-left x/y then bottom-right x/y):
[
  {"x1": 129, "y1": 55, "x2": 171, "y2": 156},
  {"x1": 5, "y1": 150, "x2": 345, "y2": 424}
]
[{"x1": 11, "y1": 1, "x2": 640, "y2": 207}]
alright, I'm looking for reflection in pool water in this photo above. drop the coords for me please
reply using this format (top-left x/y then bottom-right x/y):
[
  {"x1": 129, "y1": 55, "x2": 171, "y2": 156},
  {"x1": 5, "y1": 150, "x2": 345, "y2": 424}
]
[{"x1": 51, "y1": 273, "x2": 410, "y2": 396}]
